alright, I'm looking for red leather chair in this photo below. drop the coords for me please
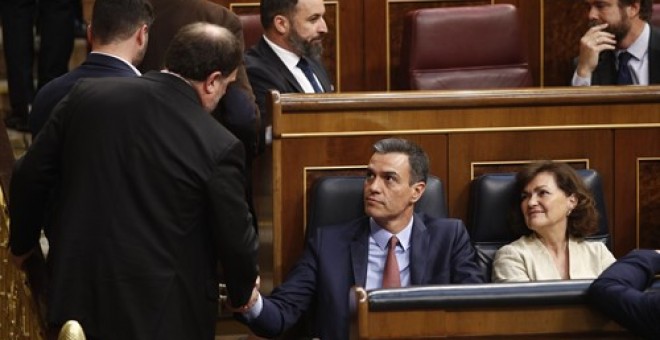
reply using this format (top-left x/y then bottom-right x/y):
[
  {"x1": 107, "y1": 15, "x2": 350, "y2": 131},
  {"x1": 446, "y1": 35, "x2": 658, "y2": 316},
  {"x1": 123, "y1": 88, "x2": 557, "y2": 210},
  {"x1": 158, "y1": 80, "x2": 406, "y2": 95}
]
[
  {"x1": 399, "y1": 4, "x2": 532, "y2": 90},
  {"x1": 238, "y1": 13, "x2": 263, "y2": 51}
]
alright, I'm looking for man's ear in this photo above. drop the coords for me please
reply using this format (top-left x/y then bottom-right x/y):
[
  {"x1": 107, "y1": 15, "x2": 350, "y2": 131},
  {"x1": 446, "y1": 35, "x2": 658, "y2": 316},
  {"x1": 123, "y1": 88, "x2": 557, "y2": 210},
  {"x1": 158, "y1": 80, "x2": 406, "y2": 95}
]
[
  {"x1": 204, "y1": 71, "x2": 223, "y2": 94},
  {"x1": 627, "y1": 1, "x2": 641, "y2": 18},
  {"x1": 274, "y1": 15, "x2": 289, "y2": 35},
  {"x1": 86, "y1": 24, "x2": 93, "y2": 46},
  {"x1": 136, "y1": 24, "x2": 148, "y2": 47},
  {"x1": 411, "y1": 181, "x2": 426, "y2": 203}
]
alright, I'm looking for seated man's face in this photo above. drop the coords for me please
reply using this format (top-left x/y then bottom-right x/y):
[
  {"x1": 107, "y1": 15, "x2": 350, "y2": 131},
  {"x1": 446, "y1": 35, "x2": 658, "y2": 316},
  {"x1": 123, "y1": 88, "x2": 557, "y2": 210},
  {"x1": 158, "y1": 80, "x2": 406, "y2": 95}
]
[
  {"x1": 286, "y1": 0, "x2": 327, "y2": 59},
  {"x1": 363, "y1": 152, "x2": 423, "y2": 230},
  {"x1": 585, "y1": 0, "x2": 634, "y2": 44}
]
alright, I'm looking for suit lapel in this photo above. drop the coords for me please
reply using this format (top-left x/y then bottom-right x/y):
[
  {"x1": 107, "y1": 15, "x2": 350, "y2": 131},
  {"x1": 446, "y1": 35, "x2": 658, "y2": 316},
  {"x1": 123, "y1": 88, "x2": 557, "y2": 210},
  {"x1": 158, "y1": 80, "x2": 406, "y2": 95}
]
[
  {"x1": 410, "y1": 215, "x2": 429, "y2": 285},
  {"x1": 308, "y1": 57, "x2": 333, "y2": 92},
  {"x1": 350, "y1": 220, "x2": 370, "y2": 287},
  {"x1": 648, "y1": 27, "x2": 660, "y2": 83},
  {"x1": 256, "y1": 38, "x2": 305, "y2": 92},
  {"x1": 594, "y1": 51, "x2": 617, "y2": 85}
]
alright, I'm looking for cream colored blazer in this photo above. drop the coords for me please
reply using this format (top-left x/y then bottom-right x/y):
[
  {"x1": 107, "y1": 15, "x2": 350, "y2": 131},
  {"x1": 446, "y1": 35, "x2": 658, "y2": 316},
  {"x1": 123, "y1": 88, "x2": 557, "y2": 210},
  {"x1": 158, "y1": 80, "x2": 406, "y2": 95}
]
[{"x1": 492, "y1": 234, "x2": 616, "y2": 283}]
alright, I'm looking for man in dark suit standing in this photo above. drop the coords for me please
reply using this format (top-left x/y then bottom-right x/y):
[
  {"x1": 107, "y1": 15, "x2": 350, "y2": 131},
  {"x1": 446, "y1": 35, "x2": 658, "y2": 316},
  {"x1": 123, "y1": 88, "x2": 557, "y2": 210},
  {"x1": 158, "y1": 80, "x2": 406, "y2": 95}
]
[
  {"x1": 246, "y1": 0, "x2": 333, "y2": 148},
  {"x1": 29, "y1": 0, "x2": 154, "y2": 136},
  {"x1": 9, "y1": 23, "x2": 259, "y2": 340},
  {"x1": 573, "y1": 0, "x2": 660, "y2": 85},
  {"x1": 141, "y1": 0, "x2": 263, "y2": 232},
  {"x1": 589, "y1": 249, "x2": 660, "y2": 338},
  {"x1": 141, "y1": 0, "x2": 260, "y2": 161},
  {"x1": 235, "y1": 138, "x2": 484, "y2": 339}
]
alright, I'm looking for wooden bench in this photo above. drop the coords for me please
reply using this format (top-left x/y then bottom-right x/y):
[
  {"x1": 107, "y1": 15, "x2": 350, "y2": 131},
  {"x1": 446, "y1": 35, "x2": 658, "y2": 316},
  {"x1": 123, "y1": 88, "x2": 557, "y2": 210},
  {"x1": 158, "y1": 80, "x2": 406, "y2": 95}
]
[
  {"x1": 264, "y1": 86, "x2": 660, "y2": 283},
  {"x1": 351, "y1": 280, "x2": 632, "y2": 338}
]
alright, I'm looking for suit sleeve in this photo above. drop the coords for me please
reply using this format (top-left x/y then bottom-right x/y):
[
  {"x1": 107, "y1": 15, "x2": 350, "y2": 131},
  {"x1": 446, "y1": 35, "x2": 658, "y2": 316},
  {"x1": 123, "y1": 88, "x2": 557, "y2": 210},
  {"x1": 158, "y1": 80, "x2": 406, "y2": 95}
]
[
  {"x1": 207, "y1": 140, "x2": 259, "y2": 307},
  {"x1": 238, "y1": 227, "x2": 320, "y2": 338},
  {"x1": 491, "y1": 244, "x2": 531, "y2": 283},
  {"x1": 9, "y1": 88, "x2": 72, "y2": 256},
  {"x1": 450, "y1": 221, "x2": 486, "y2": 283},
  {"x1": 589, "y1": 249, "x2": 660, "y2": 338}
]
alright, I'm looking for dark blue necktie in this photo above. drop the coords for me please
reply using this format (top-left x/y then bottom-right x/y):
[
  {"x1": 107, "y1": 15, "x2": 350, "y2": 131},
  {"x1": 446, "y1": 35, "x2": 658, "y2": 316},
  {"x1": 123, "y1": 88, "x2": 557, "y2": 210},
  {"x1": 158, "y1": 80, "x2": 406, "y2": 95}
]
[
  {"x1": 617, "y1": 51, "x2": 634, "y2": 85},
  {"x1": 297, "y1": 58, "x2": 323, "y2": 93}
]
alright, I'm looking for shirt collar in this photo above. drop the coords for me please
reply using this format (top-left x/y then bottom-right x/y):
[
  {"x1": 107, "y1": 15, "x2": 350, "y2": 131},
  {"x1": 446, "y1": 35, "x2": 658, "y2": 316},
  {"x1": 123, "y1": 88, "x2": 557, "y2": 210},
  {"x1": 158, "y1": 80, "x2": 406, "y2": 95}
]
[
  {"x1": 621, "y1": 22, "x2": 649, "y2": 61},
  {"x1": 369, "y1": 216, "x2": 413, "y2": 251},
  {"x1": 263, "y1": 35, "x2": 303, "y2": 72},
  {"x1": 89, "y1": 51, "x2": 141, "y2": 76}
]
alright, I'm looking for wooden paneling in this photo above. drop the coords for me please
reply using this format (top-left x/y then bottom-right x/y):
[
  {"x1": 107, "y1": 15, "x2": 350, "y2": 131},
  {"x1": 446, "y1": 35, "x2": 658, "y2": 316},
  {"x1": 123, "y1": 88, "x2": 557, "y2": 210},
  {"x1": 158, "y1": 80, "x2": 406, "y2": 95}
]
[
  {"x1": 614, "y1": 129, "x2": 660, "y2": 256},
  {"x1": 269, "y1": 86, "x2": 660, "y2": 282},
  {"x1": 356, "y1": 302, "x2": 626, "y2": 338},
  {"x1": 543, "y1": 0, "x2": 587, "y2": 86},
  {"x1": 638, "y1": 159, "x2": 660, "y2": 249},
  {"x1": 447, "y1": 131, "x2": 612, "y2": 224}
]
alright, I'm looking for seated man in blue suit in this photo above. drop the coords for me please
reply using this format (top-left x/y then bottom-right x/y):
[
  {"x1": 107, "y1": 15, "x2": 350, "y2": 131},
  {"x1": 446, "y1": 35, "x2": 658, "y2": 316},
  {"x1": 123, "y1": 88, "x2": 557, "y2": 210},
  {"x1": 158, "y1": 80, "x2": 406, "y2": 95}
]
[
  {"x1": 29, "y1": 0, "x2": 154, "y2": 136},
  {"x1": 589, "y1": 249, "x2": 660, "y2": 338},
  {"x1": 235, "y1": 138, "x2": 484, "y2": 339}
]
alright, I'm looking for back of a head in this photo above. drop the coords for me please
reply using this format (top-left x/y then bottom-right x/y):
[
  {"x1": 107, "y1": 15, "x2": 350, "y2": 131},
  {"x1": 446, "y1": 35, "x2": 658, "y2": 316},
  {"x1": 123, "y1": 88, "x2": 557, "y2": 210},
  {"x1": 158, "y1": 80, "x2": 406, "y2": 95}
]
[
  {"x1": 91, "y1": 0, "x2": 154, "y2": 45},
  {"x1": 165, "y1": 23, "x2": 242, "y2": 82},
  {"x1": 260, "y1": 0, "x2": 298, "y2": 30}
]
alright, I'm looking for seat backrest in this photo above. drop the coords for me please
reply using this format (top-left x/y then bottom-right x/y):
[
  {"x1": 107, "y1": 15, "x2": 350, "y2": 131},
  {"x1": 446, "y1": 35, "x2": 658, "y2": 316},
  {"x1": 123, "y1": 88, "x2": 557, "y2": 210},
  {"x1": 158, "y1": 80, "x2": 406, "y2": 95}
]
[
  {"x1": 237, "y1": 13, "x2": 263, "y2": 50},
  {"x1": 399, "y1": 4, "x2": 532, "y2": 90},
  {"x1": 468, "y1": 169, "x2": 610, "y2": 281},
  {"x1": 652, "y1": 4, "x2": 660, "y2": 28},
  {"x1": 307, "y1": 175, "x2": 447, "y2": 231}
]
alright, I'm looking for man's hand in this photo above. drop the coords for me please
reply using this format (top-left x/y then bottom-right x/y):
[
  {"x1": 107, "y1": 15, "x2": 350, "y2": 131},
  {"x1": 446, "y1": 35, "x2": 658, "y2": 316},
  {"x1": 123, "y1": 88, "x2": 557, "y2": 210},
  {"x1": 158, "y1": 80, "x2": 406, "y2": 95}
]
[
  {"x1": 576, "y1": 23, "x2": 616, "y2": 78},
  {"x1": 226, "y1": 275, "x2": 261, "y2": 313}
]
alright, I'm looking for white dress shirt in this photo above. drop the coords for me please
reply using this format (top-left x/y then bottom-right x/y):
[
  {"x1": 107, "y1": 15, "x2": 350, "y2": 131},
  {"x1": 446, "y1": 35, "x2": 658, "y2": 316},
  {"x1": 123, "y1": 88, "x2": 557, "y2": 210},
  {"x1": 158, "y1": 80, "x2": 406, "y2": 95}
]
[{"x1": 263, "y1": 35, "x2": 322, "y2": 93}]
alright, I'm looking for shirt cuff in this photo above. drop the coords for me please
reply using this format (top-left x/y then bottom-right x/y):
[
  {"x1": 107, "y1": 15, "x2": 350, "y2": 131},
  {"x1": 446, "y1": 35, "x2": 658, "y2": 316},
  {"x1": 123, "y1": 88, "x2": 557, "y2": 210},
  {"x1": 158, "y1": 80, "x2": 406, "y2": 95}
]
[
  {"x1": 571, "y1": 71, "x2": 592, "y2": 86},
  {"x1": 265, "y1": 125, "x2": 272, "y2": 145},
  {"x1": 243, "y1": 293, "x2": 263, "y2": 320}
]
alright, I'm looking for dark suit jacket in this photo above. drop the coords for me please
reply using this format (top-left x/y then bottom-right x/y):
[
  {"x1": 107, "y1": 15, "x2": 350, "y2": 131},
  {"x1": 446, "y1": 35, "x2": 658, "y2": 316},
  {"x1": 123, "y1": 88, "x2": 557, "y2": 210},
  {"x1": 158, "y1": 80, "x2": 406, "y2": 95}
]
[
  {"x1": 245, "y1": 37, "x2": 333, "y2": 149},
  {"x1": 591, "y1": 25, "x2": 660, "y2": 85},
  {"x1": 9, "y1": 72, "x2": 259, "y2": 340},
  {"x1": 242, "y1": 213, "x2": 484, "y2": 339},
  {"x1": 589, "y1": 249, "x2": 660, "y2": 339},
  {"x1": 29, "y1": 53, "x2": 138, "y2": 136}
]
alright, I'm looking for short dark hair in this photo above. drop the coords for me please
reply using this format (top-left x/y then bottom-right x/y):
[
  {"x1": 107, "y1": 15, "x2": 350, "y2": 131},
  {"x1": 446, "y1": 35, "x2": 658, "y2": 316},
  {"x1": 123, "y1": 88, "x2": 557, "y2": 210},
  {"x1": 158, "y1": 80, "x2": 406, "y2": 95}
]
[
  {"x1": 260, "y1": 0, "x2": 298, "y2": 30},
  {"x1": 619, "y1": 0, "x2": 653, "y2": 21},
  {"x1": 164, "y1": 23, "x2": 242, "y2": 81},
  {"x1": 512, "y1": 161, "x2": 599, "y2": 238},
  {"x1": 372, "y1": 138, "x2": 429, "y2": 184},
  {"x1": 91, "y1": 0, "x2": 154, "y2": 45}
]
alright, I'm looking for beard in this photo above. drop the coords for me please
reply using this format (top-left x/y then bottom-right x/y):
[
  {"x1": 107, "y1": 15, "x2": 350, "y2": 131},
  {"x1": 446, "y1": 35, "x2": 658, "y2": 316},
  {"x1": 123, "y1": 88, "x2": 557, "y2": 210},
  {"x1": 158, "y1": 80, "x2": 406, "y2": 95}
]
[
  {"x1": 133, "y1": 43, "x2": 148, "y2": 66},
  {"x1": 607, "y1": 16, "x2": 632, "y2": 44},
  {"x1": 589, "y1": 8, "x2": 632, "y2": 45},
  {"x1": 287, "y1": 26, "x2": 324, "y2": 60}
]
